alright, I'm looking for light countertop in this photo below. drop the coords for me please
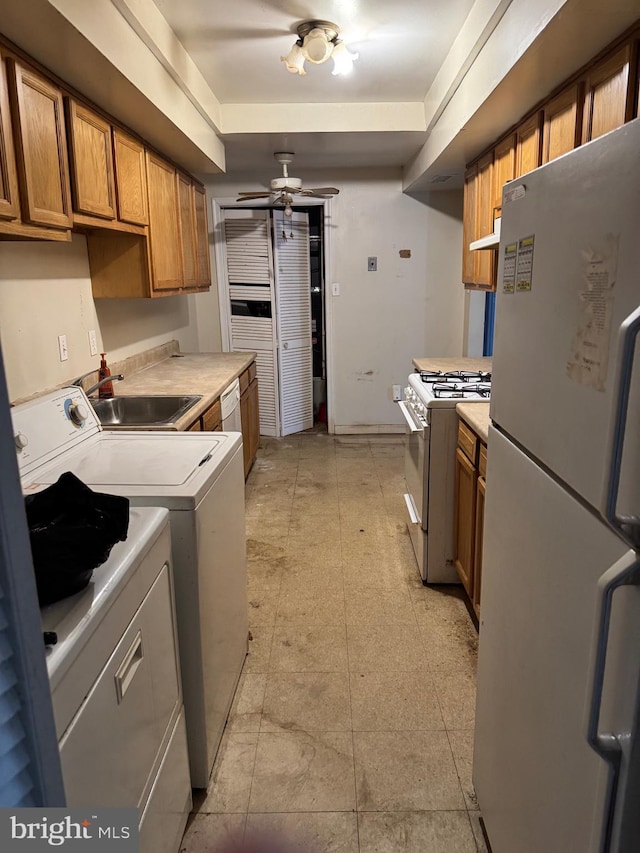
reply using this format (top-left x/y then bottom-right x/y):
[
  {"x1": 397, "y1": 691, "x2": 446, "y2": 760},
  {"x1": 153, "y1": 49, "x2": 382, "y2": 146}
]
[
  {"x1": 456, "y1": 402, "x2": 490, "y2": 444},
  {"x1": 109, "y1": 351, "x2": 256, "y2": 430}
]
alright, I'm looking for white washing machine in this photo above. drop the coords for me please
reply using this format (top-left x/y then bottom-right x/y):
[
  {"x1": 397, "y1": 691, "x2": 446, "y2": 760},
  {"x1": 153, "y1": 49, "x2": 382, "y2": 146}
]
[
  {"x1": 13, "y1": 387, "x2": 249, "y2": 788},
  {"x1": 42, "y1": 506, "x2": 191, "y2": 853}
]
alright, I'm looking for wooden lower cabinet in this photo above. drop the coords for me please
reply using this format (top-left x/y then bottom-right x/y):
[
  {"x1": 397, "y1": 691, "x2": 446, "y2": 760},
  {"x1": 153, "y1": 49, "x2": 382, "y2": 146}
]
[
  {"x1": 454, "y1": 419, "x2": 488, "y2": 616},
  {"x1": 473, "y1": 474, "x2": 486, "y2": 617},
  {"x1": 240, "y1": 363, "x2": 259, "y2": 478},
  {"x1": 201, "y1": 399, "x2": 221, "y2": 432},
  {"x1": 454, "y1": 446, "x2": 477, "y2": 597}
]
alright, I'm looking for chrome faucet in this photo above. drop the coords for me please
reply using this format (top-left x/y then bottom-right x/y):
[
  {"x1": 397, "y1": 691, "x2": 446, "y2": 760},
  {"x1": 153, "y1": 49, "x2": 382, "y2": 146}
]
[
  {"x1": 71, "y1": 369, "x2": 97, "y2": 388},
  {"x1": 85, "y1": 374, "x2": 124, "y2": 397}
]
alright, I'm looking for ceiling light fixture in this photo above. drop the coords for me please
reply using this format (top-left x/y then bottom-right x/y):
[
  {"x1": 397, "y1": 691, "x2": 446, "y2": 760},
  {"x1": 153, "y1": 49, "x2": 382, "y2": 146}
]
[{"x1": 281, "y1": 20, "x2": 358, "y2": 77}]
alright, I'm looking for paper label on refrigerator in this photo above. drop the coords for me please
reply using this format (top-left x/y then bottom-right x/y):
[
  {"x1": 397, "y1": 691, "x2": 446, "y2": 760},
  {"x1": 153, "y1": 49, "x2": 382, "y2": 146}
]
[
  {"x1": 515, "y1": 236, "x2": 535, "y2": 291},
  {"x1": 566, "y1": 234, "x2": 618, "y2": 392},
  {"x1": 502, "y1": 242, "x2": 518, "y2": 293},
  {"x1": 503, "y1": 184, "x2": 525, "y2": 204}
]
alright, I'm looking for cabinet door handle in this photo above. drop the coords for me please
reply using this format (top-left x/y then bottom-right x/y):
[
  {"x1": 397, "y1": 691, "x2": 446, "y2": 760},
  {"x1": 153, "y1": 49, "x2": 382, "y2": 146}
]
[{"x1": 114, "y1": 631, "x2": 144, "y2": 703}]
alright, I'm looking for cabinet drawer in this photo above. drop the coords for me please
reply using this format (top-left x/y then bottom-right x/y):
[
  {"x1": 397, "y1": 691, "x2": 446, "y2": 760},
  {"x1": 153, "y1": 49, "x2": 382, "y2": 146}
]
[
  {"x1": 202, "y1": 399, "x2": 221, "y2": 431},
  {"x1": 458, "y1": 420, "x2": 478, "y2": 464},
  {"x1": 479, "y1": 443, "x2": 487, "y2": 478}
]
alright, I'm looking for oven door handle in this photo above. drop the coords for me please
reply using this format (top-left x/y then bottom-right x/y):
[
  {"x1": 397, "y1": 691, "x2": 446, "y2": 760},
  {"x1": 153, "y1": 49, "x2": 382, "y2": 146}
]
[
  {"x1": 403, "y1": 493, "x2": 420, "y2": 525},
  {"x1": 397, "y1": 400, "x2": 422, "y2": 433}
]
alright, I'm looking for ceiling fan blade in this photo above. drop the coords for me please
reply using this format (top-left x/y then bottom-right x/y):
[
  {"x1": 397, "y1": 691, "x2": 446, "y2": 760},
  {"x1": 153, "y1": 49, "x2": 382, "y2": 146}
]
[
  {"x1": 236, "y1": 192, "x2": 272, "y2": 200},
  {"x1": 301, "y1": 187, "x2": 340, "y2": 195},
  {"x1": 277, "y1": 185, "x2": 305, "y2": 194}
]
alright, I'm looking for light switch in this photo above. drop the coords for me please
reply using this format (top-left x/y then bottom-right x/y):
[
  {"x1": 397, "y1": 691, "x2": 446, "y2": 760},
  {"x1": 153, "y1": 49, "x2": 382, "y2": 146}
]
[
  {"x1": 332, "y1": 282, "x2": 341, "y2": 296},
  {"x1": 88, "y1": 329, "x2": 98, "y2": 356},
  {"x1": 58, "y1": 334, "x2": 68, "y2": 362}
]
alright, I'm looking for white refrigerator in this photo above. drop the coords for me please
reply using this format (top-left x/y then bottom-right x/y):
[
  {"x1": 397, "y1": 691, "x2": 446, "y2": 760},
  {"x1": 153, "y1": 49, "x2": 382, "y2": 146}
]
[{"x1": 473, "y1": 118, "x2": 640, "y2": 853}]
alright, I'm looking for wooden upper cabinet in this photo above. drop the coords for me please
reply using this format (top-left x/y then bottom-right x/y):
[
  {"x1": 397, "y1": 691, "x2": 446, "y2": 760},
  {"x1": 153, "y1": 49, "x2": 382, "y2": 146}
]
[
  {"x1": 462, "y1": 164, "x2": 477, "y2": 285},
  {"x1": 462, "y1": 155, "x2": 495, "y2": 290},
  {"x1": 542, "y1": 84, "x2": 583, "y2": 164},
  {"x1": 65, "y1": 98, "x2": 116, "y2": 219},
  {"x1": 491, "y1": 133, "x2": 515, "y2": 213},
  {"x1": 177, "y1": 171, "x2": 197, "y2": 290},
  {"x1": 145, "y1": 151, "x2": 183, "y2": 293},
  {"x1": 474, "y1": 152, "x2": 495, "y2": 289},
  {"x1": 113, "y1": 129, "x2": 148, "y2": 225},
  {"x1": 0, "y1": 55, "x2": 19, "y2": 221},
  {"x1": 193, "y1": 183, "x2": 211, "y2": 288},
  {"x1": 515, "y1": 111, "x2": 542, "y2": 177},
  {"x1": 582, "y1": 43, "x2": 635, "y2": 143},
  {"x1": 6, "y1": 58, "x2": 72, "y2": 229}
]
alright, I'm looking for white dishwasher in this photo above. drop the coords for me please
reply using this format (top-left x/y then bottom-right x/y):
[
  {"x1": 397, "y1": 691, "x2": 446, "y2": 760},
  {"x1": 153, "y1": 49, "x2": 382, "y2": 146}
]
[
  {"x1": 220, "y1": 377, "x2": 242, "y2": 432},
  {"x1": 41, "y1": 507, "x2": 191, "y2": 853}
]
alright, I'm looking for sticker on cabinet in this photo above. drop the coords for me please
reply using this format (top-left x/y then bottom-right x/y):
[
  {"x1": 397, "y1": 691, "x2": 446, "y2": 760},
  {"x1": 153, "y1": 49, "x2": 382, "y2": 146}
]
[{"x1": 566, "y1": 234, "x2": 618, "y2": 392}]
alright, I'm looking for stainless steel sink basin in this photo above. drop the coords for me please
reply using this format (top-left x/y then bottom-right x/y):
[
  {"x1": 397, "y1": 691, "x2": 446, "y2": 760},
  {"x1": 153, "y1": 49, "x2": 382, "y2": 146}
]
[{"x1": 91, "y1": 395, "x2": 202, "y2": 427}]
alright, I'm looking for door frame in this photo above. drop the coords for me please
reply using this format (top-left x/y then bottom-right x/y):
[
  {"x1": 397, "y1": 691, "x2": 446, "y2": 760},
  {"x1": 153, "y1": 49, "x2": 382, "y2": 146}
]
[{"x1": 212, "y1": 196, "x2": 335, "y2": 434}]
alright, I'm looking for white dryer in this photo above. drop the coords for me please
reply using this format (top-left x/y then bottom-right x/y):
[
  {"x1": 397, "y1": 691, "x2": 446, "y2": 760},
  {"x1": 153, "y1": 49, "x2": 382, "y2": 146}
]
[
  {"x1": 42, "y1": 507, "x2": 191, "y2": 853},
  {"x1": 13, "y1": 387, "x2": 249, "y2": 788}
]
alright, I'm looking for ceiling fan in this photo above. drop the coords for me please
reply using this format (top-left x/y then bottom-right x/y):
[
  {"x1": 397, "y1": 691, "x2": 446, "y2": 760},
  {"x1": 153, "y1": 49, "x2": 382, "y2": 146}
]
[{"x1": 236, "y1": 152, "x2": 339, "y2": 215}]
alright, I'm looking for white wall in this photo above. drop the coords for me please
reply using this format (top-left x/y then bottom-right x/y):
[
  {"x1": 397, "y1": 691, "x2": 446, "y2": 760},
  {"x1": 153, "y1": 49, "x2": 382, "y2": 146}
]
[
  {"x1": 0, "y1": 237, "x2": 201, "y2": 401},
  {"x1": 204, "y1": 169, "x2": 465, "y2": 431}
]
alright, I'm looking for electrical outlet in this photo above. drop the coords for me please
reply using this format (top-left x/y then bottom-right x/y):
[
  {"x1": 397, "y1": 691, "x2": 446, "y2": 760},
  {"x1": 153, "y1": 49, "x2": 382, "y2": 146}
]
[
  {"x1": 368, "y1": 256, "x2": 377, "y2": 271},
  {"x1": 88, "y1": 329, "x2": 98, "y2": 356},
  {"x1": 58, "y1": 334, "x2": 68, "y2": 362},
  {"x1": 392, "y1": 384, "x2": 402, "y2": 401},
  {"x1": 331, "y1": 282, "x2": 341, "y2": 296}
]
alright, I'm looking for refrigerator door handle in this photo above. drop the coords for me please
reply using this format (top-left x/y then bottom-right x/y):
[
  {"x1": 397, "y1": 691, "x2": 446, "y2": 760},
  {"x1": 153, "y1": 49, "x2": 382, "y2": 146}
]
[
  {"x1": 603, "y1": 305, "x2": 640, "y2": 546},
  {"x1": 587, "y1": 553, "x2": 640, "y2": 853}
]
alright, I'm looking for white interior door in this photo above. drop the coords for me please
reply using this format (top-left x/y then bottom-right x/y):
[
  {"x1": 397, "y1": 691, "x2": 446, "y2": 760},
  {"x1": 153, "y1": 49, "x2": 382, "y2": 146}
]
[
  {"x1": 222, "y1": 209, "x2": 279, "y2": 436},
  {"x1": 273, "y1": 209, "x2": 313, "y2": 436}
]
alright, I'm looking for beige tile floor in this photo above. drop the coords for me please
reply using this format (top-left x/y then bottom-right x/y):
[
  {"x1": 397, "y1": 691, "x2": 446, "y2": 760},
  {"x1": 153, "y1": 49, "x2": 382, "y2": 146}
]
[{"x1": 181, "y1": 433, "x2": 488, "y2": 853}]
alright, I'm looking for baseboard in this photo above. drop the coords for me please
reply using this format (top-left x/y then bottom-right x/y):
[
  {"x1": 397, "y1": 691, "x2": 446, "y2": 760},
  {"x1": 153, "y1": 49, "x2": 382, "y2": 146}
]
[{"x1": 333, "y1": 424, "x2": 406, "y2": 435}]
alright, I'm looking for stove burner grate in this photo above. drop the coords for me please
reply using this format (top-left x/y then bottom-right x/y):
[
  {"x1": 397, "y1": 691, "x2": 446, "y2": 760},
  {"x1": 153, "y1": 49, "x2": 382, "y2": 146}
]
[{"x1": 431, "y1": 382, "x2": 492, "y2": 399}]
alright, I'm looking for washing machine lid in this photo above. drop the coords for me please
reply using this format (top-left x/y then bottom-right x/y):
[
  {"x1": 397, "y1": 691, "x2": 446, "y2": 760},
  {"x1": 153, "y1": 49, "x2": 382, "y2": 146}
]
[{"x1": 24, "y1": 431, "x2": 242, "y2": 507}]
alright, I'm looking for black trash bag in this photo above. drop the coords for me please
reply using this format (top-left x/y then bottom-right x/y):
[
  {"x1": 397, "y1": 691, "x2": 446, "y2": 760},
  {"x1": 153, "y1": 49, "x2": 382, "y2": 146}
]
[{"x1": 25, "y1": 472, "x2": 130, "y2": 606}]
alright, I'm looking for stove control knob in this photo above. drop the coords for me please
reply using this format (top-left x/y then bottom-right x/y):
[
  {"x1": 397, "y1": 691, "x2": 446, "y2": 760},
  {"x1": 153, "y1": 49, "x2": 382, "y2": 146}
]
[
  {"x1": 68, "y1": 402, "x2": 89, "y2": 426},
  {"x1": 14, "y1": 433, "x2": 28, "y2": 451}
]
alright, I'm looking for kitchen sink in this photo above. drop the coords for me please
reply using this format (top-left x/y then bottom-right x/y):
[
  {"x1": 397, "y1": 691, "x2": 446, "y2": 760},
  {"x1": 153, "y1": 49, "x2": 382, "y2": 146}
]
[{"x1": 91, "y1": 395, "x2": 202, "y2": 427}]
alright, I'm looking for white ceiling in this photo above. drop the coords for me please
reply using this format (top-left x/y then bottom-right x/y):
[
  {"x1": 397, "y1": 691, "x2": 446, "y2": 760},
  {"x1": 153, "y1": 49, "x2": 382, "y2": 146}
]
[
  {"x1": 151, "y1": 0, "x2": 475, "y2": 175},
  {"x1": 152, "y1": 0, "x2": 476, "y2": 104}
]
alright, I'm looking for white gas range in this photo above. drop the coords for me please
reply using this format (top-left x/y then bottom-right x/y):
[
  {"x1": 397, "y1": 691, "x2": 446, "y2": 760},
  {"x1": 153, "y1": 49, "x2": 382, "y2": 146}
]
[{"x1": 398, "y1": 361, "x2": 492, "y2": 583}]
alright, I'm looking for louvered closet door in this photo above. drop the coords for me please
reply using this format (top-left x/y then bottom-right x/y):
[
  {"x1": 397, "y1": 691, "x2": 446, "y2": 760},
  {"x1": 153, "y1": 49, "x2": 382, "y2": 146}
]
[
  {"x1": 273, "y1": 210, "x2": 313, "y2": 436},
  {"x1": 223, "y1": 209, "x2": 279, "y2": 436}
]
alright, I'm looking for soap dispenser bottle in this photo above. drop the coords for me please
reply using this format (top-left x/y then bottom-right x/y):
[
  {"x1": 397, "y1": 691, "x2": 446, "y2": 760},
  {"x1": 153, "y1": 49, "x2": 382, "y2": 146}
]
[{"x1": 98, "y1": 353, "x2": 114, "y2": 399}]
